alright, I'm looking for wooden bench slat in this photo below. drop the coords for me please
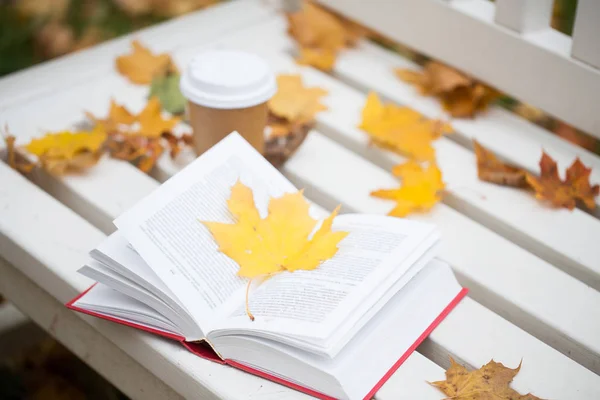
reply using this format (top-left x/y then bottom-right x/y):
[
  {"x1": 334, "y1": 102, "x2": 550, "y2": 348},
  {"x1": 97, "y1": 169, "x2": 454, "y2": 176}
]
[
  {"x1": 333, "y1": 41, "x2": 600, "y2": 216},
  {"x1": 0, "y1": 258, "x2": 182, "y2": 400},
  {"x1": 280, "y1": 130, "x2": 600, "y2": 378}
]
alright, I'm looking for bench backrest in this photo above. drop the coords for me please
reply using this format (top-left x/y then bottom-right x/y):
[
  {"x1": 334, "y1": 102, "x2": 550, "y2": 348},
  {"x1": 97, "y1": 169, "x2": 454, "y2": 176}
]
[{"x1": 314, "y1": 0, "x2": 600, "y2": 139}]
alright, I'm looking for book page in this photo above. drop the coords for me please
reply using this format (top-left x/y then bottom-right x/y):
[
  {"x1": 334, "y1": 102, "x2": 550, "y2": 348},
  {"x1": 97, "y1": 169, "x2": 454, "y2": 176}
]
[
  {"x1": 115, "y1": 133, "x2": 323, "y2": 334},
  {"x1": 214, "y1": 214, "x2": 438, "y2": 348}
]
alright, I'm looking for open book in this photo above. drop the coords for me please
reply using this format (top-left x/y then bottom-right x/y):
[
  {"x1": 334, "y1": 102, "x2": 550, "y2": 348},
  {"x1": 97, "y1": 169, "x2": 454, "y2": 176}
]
[{"x1": 68, "y1": 132, "x2": 467, "y2": 400}]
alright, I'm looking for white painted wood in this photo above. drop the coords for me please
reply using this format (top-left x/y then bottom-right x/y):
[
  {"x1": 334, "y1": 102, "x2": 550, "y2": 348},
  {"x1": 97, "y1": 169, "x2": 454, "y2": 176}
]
[
  {"x1": 0, "y1": 258, "x2": 183, "y2": 400},
  {"x1": 324, "y1": 43, "x2": 600, "y2": 278},
  {"x1": 316, "y1": 0, "x2": 600, "y2": 138},
  {"x1": 281, "y1": 131, "x2": 600, "y2": 375},
  {"x1": 572, "y1": 0, "x2": 600, "y2": 69},
  {"x1": 495, "y1": 0, "x2": 553, "y2": 33},
  {"x1": 0, "y1": 302, "x2": 27, "y2": 333},
  {"x1": 0, "y1": 0, "x2": 277, "y2": 110}
]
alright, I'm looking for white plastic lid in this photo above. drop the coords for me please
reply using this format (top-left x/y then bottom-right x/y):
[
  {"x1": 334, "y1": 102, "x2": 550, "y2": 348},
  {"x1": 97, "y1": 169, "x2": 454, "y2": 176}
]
[{"x1": 180, "y1": 49, "x2": 277, "y2": 109}]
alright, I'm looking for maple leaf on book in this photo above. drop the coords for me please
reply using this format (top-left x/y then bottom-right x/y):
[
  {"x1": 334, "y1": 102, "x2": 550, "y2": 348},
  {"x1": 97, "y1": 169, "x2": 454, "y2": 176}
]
[
  {"x1": 431, "y1": 357, "x2": 544, "y2": 400},
  {"x1": 201, "y1": 180, "x2": 348, "y2": 320}
]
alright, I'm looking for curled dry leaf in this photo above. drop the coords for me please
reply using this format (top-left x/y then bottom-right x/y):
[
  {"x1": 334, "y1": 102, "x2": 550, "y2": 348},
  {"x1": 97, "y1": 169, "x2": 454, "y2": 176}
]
[
  {"x1": 24, "y1": 125, "x2": 106, "y2": 175},
  {"x1": 2, "y1": 128, "x2": 36, "y2": 174},
  {"x1": 201, "y1": 181, "x2": 348, "y2": 319},
  {"x1": 116, "y1": 40, "x2": 178, "y2": 84},
  {"x1": 371, "y1": 160, "x2": 445, "y2": 217},
  {"x1": 396, "y1": 61, "x2": 499, "y2": 118},
  {"x1": 286, "y1": 1, "x2": 364, "y2": 71},
  {"x1": 431, "y1": 357, "x2": 543, "y2": 400},
  {"x1": 265, "y1": 118, "x2": 312, "y2": 168},
  {"x1": 526, "y1": 153, "x2": 599, "y2": 210},
  {"x1": 473, "y1": 140, "x2": 527, "y2": 187},
  {"x1": 359, "y1": 92, "x2": 452, "y2": 161}
]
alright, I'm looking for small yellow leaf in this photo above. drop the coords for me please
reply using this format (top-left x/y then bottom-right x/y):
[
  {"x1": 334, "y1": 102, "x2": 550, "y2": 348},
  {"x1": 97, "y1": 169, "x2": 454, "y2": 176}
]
[
  {"x1": 137, "y1": 96, "x2": 181, "y2": 137},
  {"x1": 86, "y1": 99, "x2": 136, "y2": 132},
  {"x1": 296, "y1": 47, "x2": 337, "y2": 72},
  {"x1": 23, "y1": 125, "x2": 106, "y2": 175},
  {"x1": 359, "y1": 92, "x2": 451, "y2": 161},
  {"x1": 116, "y1": 40, "x2": 177, "y2": 84},
  {"x1": 202, "y1": 180, "x2": 348, "y2": 279},
  {"x1": 268, "y1": 74, "x2": 328, "y2": 125},
  {"x1": 372, "y1": 161, "x2": 444, "y2": 217},
  {"x1": 431, "y1": 357, "x2": 544, "y2": 400}
]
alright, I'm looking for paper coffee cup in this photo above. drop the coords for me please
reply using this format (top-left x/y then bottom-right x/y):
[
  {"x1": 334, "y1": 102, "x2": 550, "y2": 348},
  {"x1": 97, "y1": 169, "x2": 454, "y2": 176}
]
[{"x1": 180, "y1": 49, "x2": 277, "y2": 155}]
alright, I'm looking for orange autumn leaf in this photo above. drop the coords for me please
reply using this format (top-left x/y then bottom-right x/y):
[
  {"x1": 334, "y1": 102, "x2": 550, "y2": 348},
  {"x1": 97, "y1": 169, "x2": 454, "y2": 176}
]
[
  {"x1": 526, "y1": 152, "x2": 599, "y2": 210},
  {"x1": 286, "y1": 1, "x2": 364, "y2": 71},
  {"x1": 431, "y1": 357, "x2": 543, "y2": 400},
  {"x1": 24, "y1": 125, "x2": 106, "y2": 175},
  {"x1": 371, "y1": 160, "x2": 445, "y2": 217},
  {"x1": 473, "y1": 140, "x2": 527, "y2": 187},
  {"x1": 359, "y1": 92, "x2": 452, "y2": 161},
  {"x1": 396, "y1": 62, "x2": 499, "y2": 118},
  {"x1": 116, "y1": 40, "x2": 177, "y2": 84},
  {"x1": 201, "y1": 181, "x2": 348, "y2": 319},
  {"x1": 86, "y1": 99, "x2": 136, "y2": 132}
]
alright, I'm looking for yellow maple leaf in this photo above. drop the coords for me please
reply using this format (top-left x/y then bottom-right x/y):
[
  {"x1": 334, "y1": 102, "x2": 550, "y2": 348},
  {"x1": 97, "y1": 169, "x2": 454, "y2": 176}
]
[
  {"x1": 201, "y1": 181, "x2": 348, "y2": 319},
  {"x1": 296, "y1": 47, "x2": 337, "y2": 72},
  {"x1": 371, "y1": 160, "x2": 444, "y2": 217},
  {"x1": 115, "y1": 40, "x2": 178, "y2": 84},
  {"x1": 286, "y1": 1, "x2": 365, "y2": 71},
  {"x1": 359, "y1": 92, "x2": 451, "y2": 161},
  {"x1": 86, "y1": 99, "x2": 136, "y2": 132},
  {"x1": 267, "y1": 74, "x2": 327, "y2": 137},
  {"x1": 137, "y1": 96, "x2": 181, "y2": 137},
  {"x1": 431, "y1": 357, "x2": 544, "y2": 400},
  {"x1": 24, "y1": 125, "x2": 106, "y2": 175}
]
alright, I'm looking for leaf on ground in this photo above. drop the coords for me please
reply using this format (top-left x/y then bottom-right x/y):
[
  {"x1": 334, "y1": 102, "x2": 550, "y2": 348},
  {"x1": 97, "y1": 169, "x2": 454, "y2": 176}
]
[
  {"x1": 23, "y1": 125, "x2": 106, "y2": 175},
  {"x1": 526, "y1": 152, "x2": 599, "y2": 210},
  {"x1": 2, "y1": 127, "x2": 36, "y2": 174},
  {"x1": 396, "y1": 62, "x2": 499, "y2": 118},
  {"x1": 473, "y1": 140, "x2": 527, "y2": 187},
  {"x1": 371, "y1": 160, "x2": 445, "y2": 217},
  {"x1": 359, "y1": 92, "x2": 452, "y2": 161},
  {"x1": 115, "y1": 40, "x2": 178, "y2": 84},
  {"x1": 201, "y1": 181, "x2": 348, "y2": 319},
  {"x1": 431, "y1": 357, "x2": 544, "y2": 400},
  {"x1": 286, "y1": 1, "x2": 365, "y2": 71},
  {"x1": 149, "y1": 73, "x2": 186, "y2": 114}
]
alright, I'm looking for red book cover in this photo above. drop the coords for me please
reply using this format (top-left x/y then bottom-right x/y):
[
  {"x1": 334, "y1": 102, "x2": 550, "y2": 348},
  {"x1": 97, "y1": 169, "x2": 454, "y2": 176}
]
[{"x1": 67, "y1": 284, "x2": 468, "y2": 400}]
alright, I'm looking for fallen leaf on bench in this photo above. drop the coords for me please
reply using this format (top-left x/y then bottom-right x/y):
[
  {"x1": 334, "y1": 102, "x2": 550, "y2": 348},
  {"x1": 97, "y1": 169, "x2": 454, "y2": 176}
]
[
  {"x1": 201, "y1": 181, "x2": 348, "y2": 319},
  {"x1": 149, "y1": 72, "x2": 186, "y2": 114},
  {"x1": 116, "y1": 40, "x2": 178, "y2": 84},
  {"x1": 137, "y1": 96, "x2": 181, "y2": 137},
  {"x1": 359, "y1": 92, "x2": 452, "y2": 161},
  {"x1": 474, "y1": 140, "x2": 527, "y2": 187},
  {"x1": 371, "y1": 160, "x2": 445, "y2": 217},
  {"x1": 23, "y1": 125, "x2": 106, "y2": 175},
  {"x1": 285, "y1": 1, "x2": 365, "y2": 71},
  {"x1": 2, "y1": 128, "x2": 36, "y2": 174},
  {"x1": 86, "y1": 99, "x2": 136, "y2": 132},
  {"x1": 431, "y1": 357, "x2": 543, "y2": 400},
  {"x1": 265, "y1": 119, "x2": 312, "y2": 168},
  {"x1": 527, "y1": 152, "x2": 599, "y2": 210},
  {"x1": 396, "y1": 62, "x2": 499, "y2": 118}
]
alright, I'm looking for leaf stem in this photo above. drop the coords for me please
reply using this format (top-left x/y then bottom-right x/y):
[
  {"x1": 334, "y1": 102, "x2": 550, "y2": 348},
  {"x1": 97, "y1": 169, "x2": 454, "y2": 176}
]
[{"x1": 245, "y1": 279, "x2": 255, "y2": 321}]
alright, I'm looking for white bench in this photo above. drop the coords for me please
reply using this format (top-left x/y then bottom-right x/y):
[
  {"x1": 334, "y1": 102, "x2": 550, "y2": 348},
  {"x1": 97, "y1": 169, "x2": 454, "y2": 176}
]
[{"x1": 1, "y1": 0, "x2": 599, "y2": 398}]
